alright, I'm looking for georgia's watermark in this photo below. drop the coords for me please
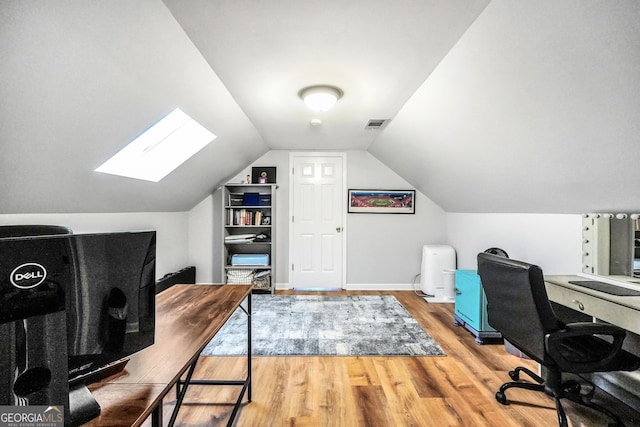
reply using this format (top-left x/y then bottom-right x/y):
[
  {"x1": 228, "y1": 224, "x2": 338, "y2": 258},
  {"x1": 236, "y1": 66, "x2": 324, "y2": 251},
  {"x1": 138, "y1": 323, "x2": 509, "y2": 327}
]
[{"x1": 0, "y1": 406, "x2": 63, "y2": 427}]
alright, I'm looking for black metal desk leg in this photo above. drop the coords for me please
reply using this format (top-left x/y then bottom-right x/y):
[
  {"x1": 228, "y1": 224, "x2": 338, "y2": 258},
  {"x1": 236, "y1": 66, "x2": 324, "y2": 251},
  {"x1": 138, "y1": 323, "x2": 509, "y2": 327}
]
[
  {"x1": 151, "y1": 402, "x2": 163, "y2": 427},
  {"x1": 168, "y1": 360, "x2": 198, "y2": 427},
  {"x1": 247, "y1": 292, "x2": 252, "y2": 402}
]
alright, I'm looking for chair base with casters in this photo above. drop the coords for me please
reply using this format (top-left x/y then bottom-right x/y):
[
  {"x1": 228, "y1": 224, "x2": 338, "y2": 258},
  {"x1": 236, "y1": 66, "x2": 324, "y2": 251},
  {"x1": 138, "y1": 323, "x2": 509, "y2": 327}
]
[{"x1": 495, "y1": 365, "x2": 627, "y2": 427}]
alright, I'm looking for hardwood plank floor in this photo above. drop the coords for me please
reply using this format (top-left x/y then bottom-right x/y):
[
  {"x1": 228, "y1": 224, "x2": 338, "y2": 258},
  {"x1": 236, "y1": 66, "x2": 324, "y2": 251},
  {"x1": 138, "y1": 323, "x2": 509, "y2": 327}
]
[{"x1": 150, "y1": 290, "x2": 640, "y2": 426}]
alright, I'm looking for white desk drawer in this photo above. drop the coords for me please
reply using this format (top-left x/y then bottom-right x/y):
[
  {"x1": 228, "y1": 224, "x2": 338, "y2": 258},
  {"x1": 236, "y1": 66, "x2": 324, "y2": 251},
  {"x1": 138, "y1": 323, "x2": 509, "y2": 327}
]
[{"x1": 546, "y1": 282, "x2": 640, "y2": 335}]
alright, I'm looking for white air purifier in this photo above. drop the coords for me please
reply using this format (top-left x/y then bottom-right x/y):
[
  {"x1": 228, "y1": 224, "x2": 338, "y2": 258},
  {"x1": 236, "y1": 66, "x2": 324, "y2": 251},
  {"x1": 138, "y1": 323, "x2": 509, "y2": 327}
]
[{"x1": 420, "y1": 245, "x2": 456, "y2": 303}]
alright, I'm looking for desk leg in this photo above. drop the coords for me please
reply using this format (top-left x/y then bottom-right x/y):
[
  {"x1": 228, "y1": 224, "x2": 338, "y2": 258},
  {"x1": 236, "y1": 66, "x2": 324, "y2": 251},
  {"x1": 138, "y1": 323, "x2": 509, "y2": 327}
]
[
  {"x1": 168, "y1": 293, "x2": 252, "y2": 427},
  {"x1": 168, "y1": 361, "x2": 198, "y2": 427},
  {"x1": 247, "y1": 292, "x2": 252, "y2": 402},
  {"x1": 151, "y1": 402, "x2": 163, "y2": 427}
]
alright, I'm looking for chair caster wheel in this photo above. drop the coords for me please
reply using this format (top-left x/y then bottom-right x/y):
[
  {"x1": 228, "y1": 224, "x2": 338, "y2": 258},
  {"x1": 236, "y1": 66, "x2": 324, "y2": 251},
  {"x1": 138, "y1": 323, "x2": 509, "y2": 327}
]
[
  {"x1": 508, "y1": 370, "x2": 519, "y2": 381},
  {"x1": 495, "y1": 391, "x2": 508, "y2": 405},
  {"x1": 562, "y1": 380, "x2": 581, "y2": 395}
]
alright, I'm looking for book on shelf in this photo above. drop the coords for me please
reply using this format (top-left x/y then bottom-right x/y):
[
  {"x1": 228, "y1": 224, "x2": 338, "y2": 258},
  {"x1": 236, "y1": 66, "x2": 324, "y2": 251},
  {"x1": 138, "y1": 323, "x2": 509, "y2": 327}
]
[{"x1": 226, "y1": 208, "x2": 267, "y2": 226}]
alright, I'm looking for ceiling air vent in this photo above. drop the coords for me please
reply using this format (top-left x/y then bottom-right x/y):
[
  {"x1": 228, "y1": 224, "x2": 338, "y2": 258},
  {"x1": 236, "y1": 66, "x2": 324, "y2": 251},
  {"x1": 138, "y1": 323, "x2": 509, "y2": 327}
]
[{"x1": 365, "y1": 119, "x2": 388, "y2": 130}]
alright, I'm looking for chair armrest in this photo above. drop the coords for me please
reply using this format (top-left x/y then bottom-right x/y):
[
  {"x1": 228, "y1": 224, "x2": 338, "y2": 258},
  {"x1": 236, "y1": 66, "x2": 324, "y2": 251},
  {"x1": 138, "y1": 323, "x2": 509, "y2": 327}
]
[
  {"x1": 545, "y1": 322, "x2": 627, "y2": 372},
  {"x1": 562, "y1": 322, "x2": 626, "y2": 336}
]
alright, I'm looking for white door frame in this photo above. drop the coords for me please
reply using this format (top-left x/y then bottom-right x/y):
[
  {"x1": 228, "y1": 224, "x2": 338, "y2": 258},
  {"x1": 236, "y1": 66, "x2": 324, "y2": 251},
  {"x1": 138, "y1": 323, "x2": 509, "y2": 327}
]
[{"x1": 288, "y1": 152, "x2": 347, "y2": 289}]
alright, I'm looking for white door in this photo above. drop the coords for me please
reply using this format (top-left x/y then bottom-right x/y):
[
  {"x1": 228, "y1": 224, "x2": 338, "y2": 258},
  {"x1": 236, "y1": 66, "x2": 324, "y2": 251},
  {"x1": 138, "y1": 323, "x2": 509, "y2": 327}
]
[{"x1": 290, "y1": 153, "x2": 345, "y2": 289}]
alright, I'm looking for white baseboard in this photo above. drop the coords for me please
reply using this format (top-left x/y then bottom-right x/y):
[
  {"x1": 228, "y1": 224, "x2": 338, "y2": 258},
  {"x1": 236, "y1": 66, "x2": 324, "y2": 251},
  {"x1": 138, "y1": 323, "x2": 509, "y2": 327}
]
[
  {"x1": 424, "y1": 296, "x2": 455, "y2": 304},
  {"x1": 345, "y1": 283, "x2": 416, "y2": 291},
  {"x1": 275, "y1": 283, "x2": 417, "y2": 291}
]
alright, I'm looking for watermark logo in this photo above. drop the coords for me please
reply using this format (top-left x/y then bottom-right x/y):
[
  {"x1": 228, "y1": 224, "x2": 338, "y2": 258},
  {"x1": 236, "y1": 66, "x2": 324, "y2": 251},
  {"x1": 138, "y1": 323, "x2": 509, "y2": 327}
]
[
  {"x1": 0, "y1": 406, "x2": 63, "y2": 427},
  {"x1": 9, "y1": 263, "x2": 47, "y2": 289}
]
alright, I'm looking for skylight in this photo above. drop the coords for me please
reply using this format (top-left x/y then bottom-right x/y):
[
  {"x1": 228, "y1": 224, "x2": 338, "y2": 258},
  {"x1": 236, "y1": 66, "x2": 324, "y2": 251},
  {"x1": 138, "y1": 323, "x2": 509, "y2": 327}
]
[{"x1": 95, "y1": 108, "x2": 216, "y2": 182}]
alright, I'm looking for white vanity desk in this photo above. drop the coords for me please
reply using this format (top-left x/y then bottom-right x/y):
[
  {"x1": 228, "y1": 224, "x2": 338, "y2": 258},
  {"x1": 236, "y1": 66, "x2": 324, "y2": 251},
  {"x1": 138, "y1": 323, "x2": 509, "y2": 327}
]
[
  {"x1": 544, "y1": 273, "x2": 640, "y2": 409},
  {"x1": 545, "y1": 273, "x2": 640, "y2": 335}
]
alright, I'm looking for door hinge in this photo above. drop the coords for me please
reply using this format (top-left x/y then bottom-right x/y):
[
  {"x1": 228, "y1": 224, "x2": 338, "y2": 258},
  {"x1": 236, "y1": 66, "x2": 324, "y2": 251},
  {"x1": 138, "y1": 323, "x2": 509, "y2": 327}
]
[
  {"x1": 292, "y1": 167, "x2": 294, "y2": 175},
  {"x1": 292, "y1": 215, "x2": 294, "y2": 223},
  {"x1": 292, "y1": 264, "x2": 294, "y2": 271}
]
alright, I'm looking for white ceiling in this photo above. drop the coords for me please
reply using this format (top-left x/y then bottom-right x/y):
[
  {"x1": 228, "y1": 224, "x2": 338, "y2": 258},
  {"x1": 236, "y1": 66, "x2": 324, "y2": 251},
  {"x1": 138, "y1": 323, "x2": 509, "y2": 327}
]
[
  {"x1": 1, "y1": 0, "x2": 639, "y2": 214},
  {"x1": 164, "y1": 0, "x2": 489, "y2": 150}
]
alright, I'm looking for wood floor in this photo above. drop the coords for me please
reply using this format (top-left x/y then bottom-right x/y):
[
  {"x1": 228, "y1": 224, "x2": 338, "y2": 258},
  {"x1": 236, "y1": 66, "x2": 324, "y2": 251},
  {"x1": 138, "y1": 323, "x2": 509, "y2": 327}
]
[{"x1": 151, "y1": 290, "x2": 640, "y2": 427}]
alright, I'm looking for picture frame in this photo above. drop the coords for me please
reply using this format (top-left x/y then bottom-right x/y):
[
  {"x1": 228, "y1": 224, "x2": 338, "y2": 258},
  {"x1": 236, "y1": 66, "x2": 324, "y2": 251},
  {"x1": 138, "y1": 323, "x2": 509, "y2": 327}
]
[
  {"x1": 348, "y1": 189, "x2": 415, "y2": 214},
  {"x1": 251, "y1": 166, "x2": 277, "y2": 184}
]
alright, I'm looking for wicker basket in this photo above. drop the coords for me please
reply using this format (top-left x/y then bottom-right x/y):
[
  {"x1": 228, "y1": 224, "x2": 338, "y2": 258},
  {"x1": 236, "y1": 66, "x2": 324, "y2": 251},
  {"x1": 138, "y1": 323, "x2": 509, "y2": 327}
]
[
  {"x1": 252, "y1": 274, "x2": 271, "y2": 290},
  {"x1": 226, "y1": 268, "x2": 254, "y2": 285}
]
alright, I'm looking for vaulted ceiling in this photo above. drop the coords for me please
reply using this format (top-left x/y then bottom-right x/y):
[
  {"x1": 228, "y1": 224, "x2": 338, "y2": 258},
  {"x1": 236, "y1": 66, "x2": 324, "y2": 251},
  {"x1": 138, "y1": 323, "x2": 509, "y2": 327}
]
[{"x1": 1, "y1": 1, "x2": 639, "y2": 214}]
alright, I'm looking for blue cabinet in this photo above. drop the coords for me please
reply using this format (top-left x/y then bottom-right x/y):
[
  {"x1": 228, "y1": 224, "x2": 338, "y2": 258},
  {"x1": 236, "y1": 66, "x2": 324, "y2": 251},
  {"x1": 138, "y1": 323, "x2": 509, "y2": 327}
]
[{"x1": 453, "y1": 270, "x2": 501, "y2": 344}]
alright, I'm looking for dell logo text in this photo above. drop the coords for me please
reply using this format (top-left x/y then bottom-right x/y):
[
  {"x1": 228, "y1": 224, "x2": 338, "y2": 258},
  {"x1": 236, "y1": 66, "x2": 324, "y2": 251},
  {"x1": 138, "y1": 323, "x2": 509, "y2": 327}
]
[{"x1": 10, "y1": 263, "x2": 48, "y2": 289}]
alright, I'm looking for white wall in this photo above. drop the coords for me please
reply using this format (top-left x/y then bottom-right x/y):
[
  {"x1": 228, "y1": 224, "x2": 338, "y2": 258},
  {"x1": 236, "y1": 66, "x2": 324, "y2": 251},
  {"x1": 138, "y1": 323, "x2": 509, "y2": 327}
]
[
  {"x1": 346, "y1": 151, "x2": 447, "y2": 288},
  {"x1": 228, "y1": 150, "x2": 447, "y2": 289},
  {"x1": 0, "y1": 192, "x2": 584, "y2": 289},
  {"x1": 446, "y1": 213, "x2": 582, "y2": 274},
  {"x1": 187, "y1": 195, "x2": 215, "y2": 283},
  {"x1": 0, "y1": 213, "x2": 189, "y2": 278}
]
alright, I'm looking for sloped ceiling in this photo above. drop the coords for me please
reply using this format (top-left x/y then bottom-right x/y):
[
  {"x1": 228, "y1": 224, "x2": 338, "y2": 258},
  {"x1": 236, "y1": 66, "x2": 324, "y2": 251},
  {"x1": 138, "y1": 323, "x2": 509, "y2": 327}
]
[
  {"x1": 0, "y1": 1, "x2": 268, "y2": 213},
  {"x1": 163, "y1": 0, "x2": 489, "y2": 150},
  {"x1": 1, "y1": 1, "x2": 639, "y2": 214},
  {"x1": 370, "y1": 0, "x2": 640, "y2": 213}
]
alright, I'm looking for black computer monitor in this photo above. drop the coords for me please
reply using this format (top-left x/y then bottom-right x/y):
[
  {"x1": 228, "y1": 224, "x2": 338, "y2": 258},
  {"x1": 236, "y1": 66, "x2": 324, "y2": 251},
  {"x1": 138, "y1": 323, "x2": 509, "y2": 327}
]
[
  {"x1": 0, "y1": 230, "x2": 156, "y2": 425},
  {"x1": 65, "y1": 231, "x2": 156, "y2": 384}
]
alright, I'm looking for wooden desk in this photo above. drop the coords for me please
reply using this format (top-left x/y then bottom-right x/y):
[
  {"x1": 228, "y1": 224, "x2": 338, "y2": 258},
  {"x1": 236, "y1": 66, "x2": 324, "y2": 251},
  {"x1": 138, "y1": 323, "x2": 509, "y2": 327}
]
[{"x1": 85, "y1": 284, "x2": 252, "y2": 427}]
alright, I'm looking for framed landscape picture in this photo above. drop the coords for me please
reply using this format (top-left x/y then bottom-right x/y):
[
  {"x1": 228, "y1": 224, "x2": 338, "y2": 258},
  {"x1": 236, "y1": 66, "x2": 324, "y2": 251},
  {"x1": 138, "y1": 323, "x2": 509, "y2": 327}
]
[{"x1": 348, "y1": 189, "x2": 415, "y2": 214}]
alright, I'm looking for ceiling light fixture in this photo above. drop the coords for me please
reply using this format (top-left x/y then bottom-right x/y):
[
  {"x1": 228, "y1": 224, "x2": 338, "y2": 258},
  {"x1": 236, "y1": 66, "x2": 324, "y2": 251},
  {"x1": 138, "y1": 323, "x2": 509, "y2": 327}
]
[{"x1": 298, "y1": 85, "x2": 343, "y2": 112}]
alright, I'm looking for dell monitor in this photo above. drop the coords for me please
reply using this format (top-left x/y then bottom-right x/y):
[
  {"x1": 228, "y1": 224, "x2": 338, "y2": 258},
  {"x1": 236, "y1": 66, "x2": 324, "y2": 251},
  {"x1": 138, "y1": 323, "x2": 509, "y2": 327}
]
[{"x1": 0, "y1": 229, "x2": 156, "y2": 426}]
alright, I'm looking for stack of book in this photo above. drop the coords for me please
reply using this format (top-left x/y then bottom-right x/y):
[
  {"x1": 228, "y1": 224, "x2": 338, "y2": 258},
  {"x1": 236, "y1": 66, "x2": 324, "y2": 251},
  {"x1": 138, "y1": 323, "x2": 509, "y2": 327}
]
[{"x1": 226, "y1": 209, "x2": 263, "y2": 226}]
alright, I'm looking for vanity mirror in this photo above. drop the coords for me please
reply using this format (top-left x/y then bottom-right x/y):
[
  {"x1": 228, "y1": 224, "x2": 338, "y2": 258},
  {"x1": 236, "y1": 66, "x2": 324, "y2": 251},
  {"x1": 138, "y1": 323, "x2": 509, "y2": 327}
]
[
  {"x1": 582, "y1": 213, "x2": 640, "y2": 278},
  {"x1": 578, "y1": 214, "x2": 640, "y2": 412}
]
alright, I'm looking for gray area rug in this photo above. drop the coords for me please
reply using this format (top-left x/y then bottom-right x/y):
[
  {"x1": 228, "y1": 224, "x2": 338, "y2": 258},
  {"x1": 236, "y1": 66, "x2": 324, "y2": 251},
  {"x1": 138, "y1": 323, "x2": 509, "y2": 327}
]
[{"x1": 201, "y1": 295, "x2": 445, "y2": 356}]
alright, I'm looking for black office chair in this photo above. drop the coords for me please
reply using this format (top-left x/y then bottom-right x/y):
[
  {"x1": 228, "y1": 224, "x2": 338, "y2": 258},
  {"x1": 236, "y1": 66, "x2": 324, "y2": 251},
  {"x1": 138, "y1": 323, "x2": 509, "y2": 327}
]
[{"x1": 477, "y1": 252, "x2": 640, "y2": 427}]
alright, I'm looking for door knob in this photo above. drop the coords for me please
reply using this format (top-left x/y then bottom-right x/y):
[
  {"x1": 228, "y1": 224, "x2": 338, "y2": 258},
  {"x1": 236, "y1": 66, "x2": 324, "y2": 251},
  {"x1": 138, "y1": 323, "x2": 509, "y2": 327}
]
[{"x1": 336, "y1": 227, "x2": 342, "y2": 232}]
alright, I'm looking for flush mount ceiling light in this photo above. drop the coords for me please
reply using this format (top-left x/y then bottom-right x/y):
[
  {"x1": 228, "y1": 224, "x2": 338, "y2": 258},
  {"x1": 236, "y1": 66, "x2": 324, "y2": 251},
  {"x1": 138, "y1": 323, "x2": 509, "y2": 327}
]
[
  {"x1": 298, "y1": 85, "x2": 343, "y2": 112},
  {"x1": 95, "y1": 108, "x2": 216, "y2": 182}
]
